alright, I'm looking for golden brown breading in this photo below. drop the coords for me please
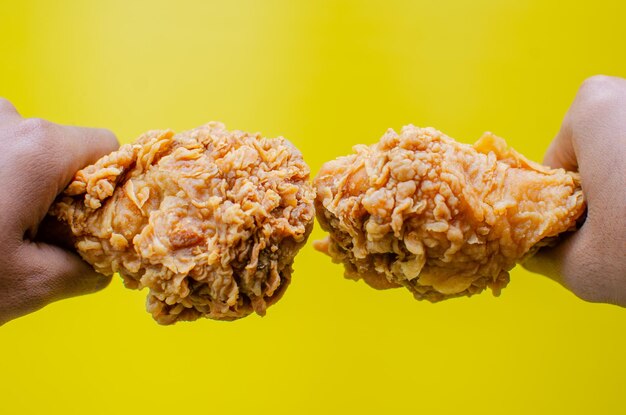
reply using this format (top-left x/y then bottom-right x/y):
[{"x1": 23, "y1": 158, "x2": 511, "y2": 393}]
[
  {"x1": 314, "y1": 126, "x2": 585, "y2": 301},
  {"x1": 50, "y1": 122, "x2": 315, "y2": 324}
]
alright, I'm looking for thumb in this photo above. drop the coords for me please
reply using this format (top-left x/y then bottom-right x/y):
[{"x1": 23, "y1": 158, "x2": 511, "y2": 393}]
[
  {"x1": 522, "y1": 220, "x2": 616, "y2": 303},
  {"x1": 522, "y1": 225, "x2": 583, "y2": 288}
]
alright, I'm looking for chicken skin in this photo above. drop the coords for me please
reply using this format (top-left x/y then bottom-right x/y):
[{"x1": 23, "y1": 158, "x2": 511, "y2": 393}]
[
  {"x1": 50, "y1": 122, "x2": 315, "y2": 324},
  {"x1": 314, "y1": 126, "x2": 585, "y2": 301}
]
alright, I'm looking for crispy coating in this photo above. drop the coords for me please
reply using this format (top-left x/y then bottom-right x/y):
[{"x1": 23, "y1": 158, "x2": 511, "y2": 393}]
[
  {"x1": 314, "y1": 126, "x2": 585, "y2": 301},
  {"x1": 50, "y1": 122, "x2": 315, "y2": 324}
]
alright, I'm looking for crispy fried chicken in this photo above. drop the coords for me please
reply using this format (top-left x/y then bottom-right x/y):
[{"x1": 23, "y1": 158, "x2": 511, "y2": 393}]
[
  {"x1": 50, "y1": 122, "x2": 315, "y2": 324},
  {"x1": 314, "y1": 126, "x2": 585, "y2": 301}
]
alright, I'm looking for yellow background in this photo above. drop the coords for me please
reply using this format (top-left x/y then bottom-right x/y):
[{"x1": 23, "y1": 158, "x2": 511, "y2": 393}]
[{"x1": 1, "y1": 1, "x2": 625, "y2": 414}]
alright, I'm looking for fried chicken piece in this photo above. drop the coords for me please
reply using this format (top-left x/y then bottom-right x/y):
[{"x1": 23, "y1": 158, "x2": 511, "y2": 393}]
[
  {"x1": 313, "y1": 126, "x2": 585, "y2": 301},
  {"x1": 50, "y1": 122, "x2": 315, "y2": 324}
]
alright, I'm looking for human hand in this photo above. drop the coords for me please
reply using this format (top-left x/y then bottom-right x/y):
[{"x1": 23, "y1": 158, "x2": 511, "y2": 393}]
[
  {"x1": 0, "y1": 99, "x2": 119, "y2": 325},
  {"x1": 524, "y1": 75, "x2": 626, "y2": 305}
]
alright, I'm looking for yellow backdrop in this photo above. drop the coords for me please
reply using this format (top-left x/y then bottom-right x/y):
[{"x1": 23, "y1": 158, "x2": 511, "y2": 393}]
[{"x1": 1, "y1": 1, "x2": 625, "y2": 414}]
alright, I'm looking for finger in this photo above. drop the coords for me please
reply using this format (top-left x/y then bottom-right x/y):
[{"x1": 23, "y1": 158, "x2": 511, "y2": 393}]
[
  {"x1": 16, "y1": 241, "x2": 111, "y2": 309},
  {"x1": 543, "y1": 114, "x2": 578, "y2": 171},
  {"x1": 521, "y1": 227, "x2": 591, "y2": 297},
  {"x1": 522, "y1": 234, "x2": 576, "y2": 285},
  {"x1": 6, "y1": 121, "x2": 119, "y2": 235},
  {"x1": 523, "y1": 220, "x2": 625, "y2": 304},
  {"x1": 50, "y1": 124, "x2": 120, "y2": 192},
  {"x1": 0, "y1": 97, "x2": 21, "y2": 124},
  {"x1": 566, "y1": 76, "x2": 626, "y2": 181},
  {"x1": 11, "y1": 119, "x2": 119, "y2": 192},
  {"x1": 559, "y1": 77, "x2": 626, "y2": 248},
  {"x1": 543, "y1": 76, "x2": 626, "y2": 172}
]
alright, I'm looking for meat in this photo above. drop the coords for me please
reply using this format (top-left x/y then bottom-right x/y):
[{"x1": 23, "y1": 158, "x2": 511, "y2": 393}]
[
  {"x1": 50, "y1": 122, "x2": 316, "y2": 324},
  {"x1": 313, "y1": 126, "x2": 585, "y2": 301}
]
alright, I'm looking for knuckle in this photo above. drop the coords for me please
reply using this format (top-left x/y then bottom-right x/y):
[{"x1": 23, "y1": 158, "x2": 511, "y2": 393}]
[
  {"x1": 0, "y1": 97, "x2": 16, "y2": 113},
  {"x1": 577, "y1": 75, "x2": 626, "y2": 107},
  {"x1": 15, "y1": 118, "x2": 61, "y2": 156},
  {"x1": 581, "y1": 74, "x2": 615, "y2": 89},
  {"x1": 19, "y1": 117, "x2": 53, "y2": 137}
]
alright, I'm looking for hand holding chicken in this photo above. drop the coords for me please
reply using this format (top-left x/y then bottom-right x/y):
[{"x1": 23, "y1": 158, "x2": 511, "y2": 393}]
[
  {"x1": 50, "y1": 123, "x2": 315, "y2": 324},
  {"x1": 314, "y1": 125, "x2": 585, "y2": 301}
]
